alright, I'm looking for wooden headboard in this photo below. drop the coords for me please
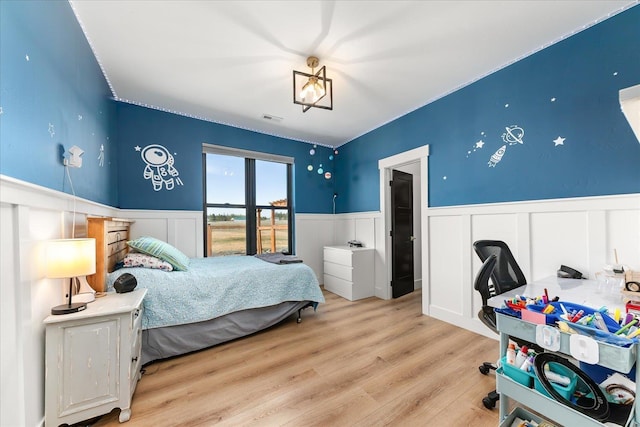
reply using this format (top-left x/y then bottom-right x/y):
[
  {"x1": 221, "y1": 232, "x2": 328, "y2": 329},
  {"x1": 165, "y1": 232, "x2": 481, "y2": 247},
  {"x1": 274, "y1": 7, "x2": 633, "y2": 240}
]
[{"x1": 87, "y1": 217, "x2": 134, "y2": 292}]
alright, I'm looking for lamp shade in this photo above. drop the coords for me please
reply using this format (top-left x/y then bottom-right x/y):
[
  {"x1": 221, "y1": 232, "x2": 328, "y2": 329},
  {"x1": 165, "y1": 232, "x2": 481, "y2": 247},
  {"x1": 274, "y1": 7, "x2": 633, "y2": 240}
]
[{"x1": 46, "y1": 238, "x2": 96, "y2": 278}]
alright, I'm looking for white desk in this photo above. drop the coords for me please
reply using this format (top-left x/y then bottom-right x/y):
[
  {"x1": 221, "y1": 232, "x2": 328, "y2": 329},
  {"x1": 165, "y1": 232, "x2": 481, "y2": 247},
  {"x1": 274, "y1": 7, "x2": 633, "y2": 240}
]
[{"x1": 487, "y1": 276, "x2": 626, "y2": 312}]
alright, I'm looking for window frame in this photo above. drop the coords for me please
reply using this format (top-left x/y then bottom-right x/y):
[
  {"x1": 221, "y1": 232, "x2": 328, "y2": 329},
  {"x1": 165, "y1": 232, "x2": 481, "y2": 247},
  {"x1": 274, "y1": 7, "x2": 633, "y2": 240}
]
[{"x1": 202, "y1": 144, "x2": 294, "y2": 257}]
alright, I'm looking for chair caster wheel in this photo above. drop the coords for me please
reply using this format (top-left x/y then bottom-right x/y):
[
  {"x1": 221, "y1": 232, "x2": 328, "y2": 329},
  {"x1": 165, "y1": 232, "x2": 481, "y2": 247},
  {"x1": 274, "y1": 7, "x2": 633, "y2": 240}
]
[{"x1": 479, "y1": 365, "x2": 490, "y2": 375}]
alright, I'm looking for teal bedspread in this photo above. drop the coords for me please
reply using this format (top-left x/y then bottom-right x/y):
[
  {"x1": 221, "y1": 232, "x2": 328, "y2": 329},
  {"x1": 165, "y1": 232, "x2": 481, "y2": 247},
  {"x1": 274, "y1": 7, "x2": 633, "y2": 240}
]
[{"x1": 106, "y1": 256, "x2": 324, "y2": 330}]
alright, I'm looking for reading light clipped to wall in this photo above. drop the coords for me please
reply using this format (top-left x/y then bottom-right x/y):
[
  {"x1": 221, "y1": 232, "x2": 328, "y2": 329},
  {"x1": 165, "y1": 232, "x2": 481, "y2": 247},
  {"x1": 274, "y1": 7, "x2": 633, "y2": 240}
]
[
  {"x1": 293, "y1": 56, "x2": 333, "y2": 113},
  {"x1": 46, "y1": 238, "x2": 96, "y2": 315}
]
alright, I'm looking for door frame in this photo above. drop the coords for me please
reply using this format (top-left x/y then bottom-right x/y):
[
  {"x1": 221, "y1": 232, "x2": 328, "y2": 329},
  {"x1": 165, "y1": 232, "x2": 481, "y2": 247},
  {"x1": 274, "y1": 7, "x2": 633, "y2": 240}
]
[{"x1": 378, "y1": 145, "x2": 430, "y2": 313}]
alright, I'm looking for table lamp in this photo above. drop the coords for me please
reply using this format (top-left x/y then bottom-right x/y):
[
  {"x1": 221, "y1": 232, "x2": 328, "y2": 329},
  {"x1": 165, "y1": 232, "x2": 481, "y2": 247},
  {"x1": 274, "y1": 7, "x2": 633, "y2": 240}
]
[{"x1": 46, "y1": 238, "x2": 96, "y2": 315}]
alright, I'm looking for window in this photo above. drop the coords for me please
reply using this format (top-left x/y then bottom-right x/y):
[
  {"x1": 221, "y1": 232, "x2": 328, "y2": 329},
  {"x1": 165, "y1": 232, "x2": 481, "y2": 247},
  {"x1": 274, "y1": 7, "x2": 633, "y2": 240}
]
[{"x1": 203, "y1": 144, "x2": 293, "y2": 257}]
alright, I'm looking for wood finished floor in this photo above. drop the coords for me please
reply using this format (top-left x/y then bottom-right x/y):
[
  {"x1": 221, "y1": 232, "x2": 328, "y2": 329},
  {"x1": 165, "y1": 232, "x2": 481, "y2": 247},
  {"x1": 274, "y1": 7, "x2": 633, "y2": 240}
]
[{"x1": 92, "y1": 288, "x2": 500, "y2": 426}]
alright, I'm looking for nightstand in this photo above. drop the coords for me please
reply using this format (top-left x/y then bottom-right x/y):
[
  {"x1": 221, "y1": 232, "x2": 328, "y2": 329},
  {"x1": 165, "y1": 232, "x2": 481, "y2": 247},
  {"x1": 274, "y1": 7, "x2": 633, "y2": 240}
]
[{"x1": 44, "y1": 289, "x2": 147, "y2": 425}]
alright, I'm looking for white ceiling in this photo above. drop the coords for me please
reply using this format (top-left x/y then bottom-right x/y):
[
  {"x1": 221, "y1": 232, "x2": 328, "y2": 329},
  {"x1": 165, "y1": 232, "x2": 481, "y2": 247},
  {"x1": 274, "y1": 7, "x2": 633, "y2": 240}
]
[{"x1": 70, "y1": 1, "x2": 635, "y2": 148}]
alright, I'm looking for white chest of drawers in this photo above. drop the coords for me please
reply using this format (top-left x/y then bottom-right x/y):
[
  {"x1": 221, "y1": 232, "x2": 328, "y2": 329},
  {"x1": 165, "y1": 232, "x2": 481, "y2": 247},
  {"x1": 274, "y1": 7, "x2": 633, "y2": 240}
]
[
  {"x1": 323, "y1": 246, "x2": 375, "y2": 301},
  {"x1": 44, "y1": 289, "x2": 147, "y2": 425}
]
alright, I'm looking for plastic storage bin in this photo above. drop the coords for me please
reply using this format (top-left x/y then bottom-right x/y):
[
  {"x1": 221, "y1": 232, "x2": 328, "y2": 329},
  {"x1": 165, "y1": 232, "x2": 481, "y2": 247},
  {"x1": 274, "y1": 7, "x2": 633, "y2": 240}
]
[
  {"x1": 501, "y1": 355, "x2": 535, "y2": 388},
  {"x1": 499, "y1": 406, "x2": 557, "y2": 427},
  {"x1": 534, "y1": 362, "x2": 578, "y2": 399}
]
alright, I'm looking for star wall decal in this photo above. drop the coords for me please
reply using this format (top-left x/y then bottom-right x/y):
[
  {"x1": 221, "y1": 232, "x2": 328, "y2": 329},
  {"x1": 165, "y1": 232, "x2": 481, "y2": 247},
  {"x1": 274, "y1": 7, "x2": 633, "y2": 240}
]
[
  {"x1": 475, "y1": 140, "x2": 485, "y2": 149},
  {"x1": 553, "y1": 136, "x2": 565, "y2": 146},
  {"x1": 134, "y1": 145, "x2": 141, "y2": 151}
]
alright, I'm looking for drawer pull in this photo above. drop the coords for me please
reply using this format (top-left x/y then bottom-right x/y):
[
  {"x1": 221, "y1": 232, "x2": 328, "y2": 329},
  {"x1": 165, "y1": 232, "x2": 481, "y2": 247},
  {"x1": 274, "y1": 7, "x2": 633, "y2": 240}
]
[{"x1": 132, "y1": 356, "x2": 138, "y2": 363}]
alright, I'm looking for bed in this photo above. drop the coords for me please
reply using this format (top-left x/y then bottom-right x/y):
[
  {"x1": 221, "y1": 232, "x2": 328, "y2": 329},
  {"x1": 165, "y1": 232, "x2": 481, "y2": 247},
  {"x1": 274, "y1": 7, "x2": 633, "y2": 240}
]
[{"x1": 100, "y1": 236, "x2": 325, "y2": 365}]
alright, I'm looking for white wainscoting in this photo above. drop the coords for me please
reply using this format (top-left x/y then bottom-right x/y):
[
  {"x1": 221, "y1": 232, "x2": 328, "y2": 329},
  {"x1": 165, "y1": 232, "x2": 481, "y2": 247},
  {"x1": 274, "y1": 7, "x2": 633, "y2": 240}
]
[
  {"x1": 0, "y1": 175, "x2": 117, "y2": 427},
  {"x1": 120, "y1": 209, "x2": 204, "y2": 258},
  {"x1": 295, "y1": 214, "x2": 335, "y2": 281},
  {"x1": 426, "y1": 194, "x2": 640, "y2": 339}
]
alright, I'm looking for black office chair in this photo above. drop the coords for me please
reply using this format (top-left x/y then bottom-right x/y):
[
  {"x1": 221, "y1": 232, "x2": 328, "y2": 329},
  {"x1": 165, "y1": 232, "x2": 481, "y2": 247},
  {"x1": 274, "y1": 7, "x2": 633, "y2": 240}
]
[{"x1": 473, "y1": 239, "x2": 530, "y2": 409}]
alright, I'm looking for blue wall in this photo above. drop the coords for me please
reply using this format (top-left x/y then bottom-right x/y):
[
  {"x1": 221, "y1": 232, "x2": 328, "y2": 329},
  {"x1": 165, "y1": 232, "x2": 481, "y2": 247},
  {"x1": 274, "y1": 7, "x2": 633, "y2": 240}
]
[
  {"x1": 2, "y1": 1, "x2": 637, "y2": 215},
  {"x1": 116, "y1": 103, "x2": 336, "y2": 213},
  {"x1": 335, "y1": 6, "x2": 640, "y2": 212},
  {"x1": 0, "y1": 0, "x2": 117, "y2": 206}
]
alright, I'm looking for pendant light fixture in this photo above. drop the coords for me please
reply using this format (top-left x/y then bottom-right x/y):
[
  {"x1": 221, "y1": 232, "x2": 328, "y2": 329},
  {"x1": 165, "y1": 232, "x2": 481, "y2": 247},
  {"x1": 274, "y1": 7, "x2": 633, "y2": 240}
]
[{"x1": 293, "y1": 56, "x2": 333, "y2": 112}]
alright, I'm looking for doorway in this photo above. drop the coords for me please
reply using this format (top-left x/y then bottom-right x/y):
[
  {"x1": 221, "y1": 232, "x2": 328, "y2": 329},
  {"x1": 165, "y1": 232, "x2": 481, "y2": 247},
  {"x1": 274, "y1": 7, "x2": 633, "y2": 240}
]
[
  {"x1": 391, "y1": 169, "x2": 414, "y2": 298},
  {"x1": 378, "y1": 145, "x2": 429, "y2": 311}
]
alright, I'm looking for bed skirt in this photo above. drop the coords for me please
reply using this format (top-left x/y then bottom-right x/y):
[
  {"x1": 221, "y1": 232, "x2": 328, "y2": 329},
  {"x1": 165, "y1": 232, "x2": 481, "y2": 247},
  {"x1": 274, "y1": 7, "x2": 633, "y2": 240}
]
[{"x1": 141, "y1": 300, "x2": 312, "y2": 365}]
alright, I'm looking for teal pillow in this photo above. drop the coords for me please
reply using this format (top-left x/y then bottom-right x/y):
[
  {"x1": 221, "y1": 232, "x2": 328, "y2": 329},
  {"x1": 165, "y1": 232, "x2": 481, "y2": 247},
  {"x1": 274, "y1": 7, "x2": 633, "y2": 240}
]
[{"x1": 127, "y1": 236, "x2": 190, "y2": 271}]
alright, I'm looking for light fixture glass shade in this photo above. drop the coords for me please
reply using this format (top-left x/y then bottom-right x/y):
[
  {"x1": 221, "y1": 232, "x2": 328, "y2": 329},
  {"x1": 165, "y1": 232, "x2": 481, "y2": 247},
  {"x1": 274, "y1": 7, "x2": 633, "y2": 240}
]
[
  {"x1": 300, "y1": 76, "x2": 326, "y2": 104},
  {"x1": 46, "y1": 238, "x2": 96, "y2": 278}
]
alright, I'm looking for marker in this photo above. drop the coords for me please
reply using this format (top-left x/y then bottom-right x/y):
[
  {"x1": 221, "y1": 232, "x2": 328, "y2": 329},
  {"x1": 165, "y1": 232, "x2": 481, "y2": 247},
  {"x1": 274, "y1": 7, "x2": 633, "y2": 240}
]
[
  {"x1": 615, "y1": 319, "x2": 638, "y2": 336},
  {"x1": 570, "y1": 310, "x2": 584, "y2": 323},
  {"x1": 544, "y1": 288, "x2": 549, "y2": 301},
  {"x1": 580, "y1": 313, "x2": 595, "y2": 325},
  {"x1": 614, "y1": 308, "x2": 621, "y2": 323},
  {"x1": 623, "y1": 313, "x2": 635, "y2": 326},
  {"x1": 627, "y1": 327, "x2": 640, "y2": 339}
]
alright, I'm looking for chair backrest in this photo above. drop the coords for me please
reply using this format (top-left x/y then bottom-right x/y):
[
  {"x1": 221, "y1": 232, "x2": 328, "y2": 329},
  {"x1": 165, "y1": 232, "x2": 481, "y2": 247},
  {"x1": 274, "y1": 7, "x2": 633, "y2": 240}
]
[
  {"x1": 474, "y1": 254, "x2": 498, "y2": 307},
  {"x1": 473, "y1": 240, "x2": 527, "y2": 294},
  {"x1": 474, "y1": 254, "x2": 498, "y2": 333}
]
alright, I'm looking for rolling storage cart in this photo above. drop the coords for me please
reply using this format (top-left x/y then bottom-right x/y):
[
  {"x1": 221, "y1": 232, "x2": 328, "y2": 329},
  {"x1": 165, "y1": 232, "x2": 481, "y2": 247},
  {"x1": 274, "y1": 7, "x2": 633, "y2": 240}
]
[{"x1": 495, "y1": 312, "x2": 639, "y2": 426}]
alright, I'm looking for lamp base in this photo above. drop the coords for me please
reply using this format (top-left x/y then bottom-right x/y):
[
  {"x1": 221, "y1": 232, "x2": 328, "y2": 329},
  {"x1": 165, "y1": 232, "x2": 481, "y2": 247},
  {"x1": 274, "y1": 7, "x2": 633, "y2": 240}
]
[{"x1": 51, "y1": 302, "x2": 87, "y2": 315}]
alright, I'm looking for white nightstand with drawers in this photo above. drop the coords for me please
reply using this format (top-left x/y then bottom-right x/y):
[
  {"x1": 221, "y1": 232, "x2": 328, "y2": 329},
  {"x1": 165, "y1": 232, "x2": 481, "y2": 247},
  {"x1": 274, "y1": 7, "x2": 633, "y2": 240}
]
[
  {"x1": 323, "y1": 245, "x2": 375, "y2": 301},
  {"x1": 44, "y1": 289, "x2": 147, "y2": 426}
]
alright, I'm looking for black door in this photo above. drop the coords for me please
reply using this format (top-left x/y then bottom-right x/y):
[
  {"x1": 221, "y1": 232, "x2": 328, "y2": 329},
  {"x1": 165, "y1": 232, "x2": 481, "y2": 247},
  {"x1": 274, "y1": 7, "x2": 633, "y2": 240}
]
[{"x1": 391, "y1": 169, "x2": 414, "y2": 298}]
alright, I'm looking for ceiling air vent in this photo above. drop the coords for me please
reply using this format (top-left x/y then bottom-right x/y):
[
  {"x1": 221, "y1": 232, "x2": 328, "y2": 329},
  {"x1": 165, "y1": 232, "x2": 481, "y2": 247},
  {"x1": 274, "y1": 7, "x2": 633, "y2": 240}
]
[{"x1": 261, "y1": 113, "x2": 283, "y2": 123}]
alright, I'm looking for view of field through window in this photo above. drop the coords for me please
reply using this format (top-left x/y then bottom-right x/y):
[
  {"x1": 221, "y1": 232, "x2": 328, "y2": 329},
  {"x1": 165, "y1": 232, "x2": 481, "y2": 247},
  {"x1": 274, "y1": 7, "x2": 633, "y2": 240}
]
[{"x1": 206, "y1": 208, "x2": 289, "y2": 256}]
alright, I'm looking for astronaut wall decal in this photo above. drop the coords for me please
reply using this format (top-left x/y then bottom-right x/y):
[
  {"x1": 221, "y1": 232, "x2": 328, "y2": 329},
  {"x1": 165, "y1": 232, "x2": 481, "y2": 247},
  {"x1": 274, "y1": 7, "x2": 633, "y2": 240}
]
[{"x1": 138, "y1": 144, "x2": 184, "y2": 191}]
